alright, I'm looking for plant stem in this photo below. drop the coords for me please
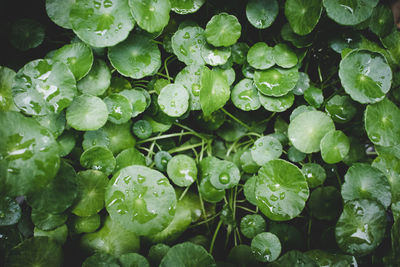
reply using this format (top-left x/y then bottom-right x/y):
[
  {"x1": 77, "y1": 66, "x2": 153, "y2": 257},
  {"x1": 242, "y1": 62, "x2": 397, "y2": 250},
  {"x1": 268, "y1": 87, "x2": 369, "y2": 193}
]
[
  {"x1": 221, "y1": 108, "x2": 252, "y2": 130},
  {"x1": 168, "y1": 143, "x2": 203, "y2": 154},
  {"x1": 209, "y1": 220, "x2": 223, "y2": 254}
]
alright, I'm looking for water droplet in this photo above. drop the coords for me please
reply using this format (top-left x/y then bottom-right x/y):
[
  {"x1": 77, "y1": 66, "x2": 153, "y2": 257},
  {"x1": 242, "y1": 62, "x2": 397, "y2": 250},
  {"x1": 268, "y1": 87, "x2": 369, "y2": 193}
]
[
  {"x1": 179, "y1": 45, "x2": 188, "y2": 56},
  {"x1": 279, "y1": 192, "x2": 285, "y2": 200},
  {"x1": 123, "y1": 175, "x2": 131, "y2": 184},
  {"x1": 191, "y1": 84, "x2": 200, "y2": 96},
  {"x1": 104, "y1": 0, "x2": 113, "y2": 8},
  {"x1": 94, "y1": 1, "x2": 101, "y2": 9},
  {"x1": 183, "y1": 32, "x2": 190, "y2": 39},
  {"x1": 137, "y1": 174, "x2": 146, "y2": 183},
  {"x1": 219, "y1": 173, "x2": 230, "y2": 184},
  {"x1": 270, "y1": 194, "x2": 279, "y2": 201}
]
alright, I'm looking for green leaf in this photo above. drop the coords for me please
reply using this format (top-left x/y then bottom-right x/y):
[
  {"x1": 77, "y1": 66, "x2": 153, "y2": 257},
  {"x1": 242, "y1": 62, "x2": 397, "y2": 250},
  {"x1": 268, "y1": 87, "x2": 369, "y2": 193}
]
[
  {"x1": 246, "y1": 0, "x2": 278, "y2": 29},
  {"x1": 341, "y1": 163, "x2": 391, "y2": 209},
  {"x1": 158, "y1": 84, "x2": 189, "y2": 117},
  {"x1": 119, "y1": 89, "x2": 147, "y2": 118},
  {"x1": 27, "y1": 161, "x2": 77, "y2": 214},
  {"x1": 307, "y1": 186, "x2": 342, "y2": 220},
  {"x1": 12, "y1": 59, "x2": 77, "y2": 116},
  {"x1": 53, "y1": 42, "x2": 93, "y2": 81},
  {"x1": 80, "y1": 146, "x2": 116, "y2": 175},
  {"x1": 102, "y1": 121, "x2": 136, "y2": 155},
  {"x1": 270, "y1": 250, "x2": 318, "y2": 266},
  {"x1": 170, "y1": 0, "x2": 205, "y2": 14},
  {"x1": 160, "y1": 242, "x2": 216, "y2": 267},
  {"x1": 325, "y1": 95, "x2": 357, "y2": 123},
  {"x1": 108, "y1": 34, "x2": 161, "y2": 79},
  {"x1": 305, "y1": 250, "x2": 356, "y2": 267},
  {"x1": 288, "y1": 110, "x2": 335, "y2": 153},
  {"x1": 304, "y1": 86, "x2": 323, "y2": 108},
  {"x1": 254, "y1": 67, "x2": 299, "y2": 97},
  {"x1": 251, "y1": 136, "x2": 282, "y2": 166},
  {"x1": 200, "y1": 67, "x2": 230, "y2": 116},
  {"x1": 31, "y1": 210, "x2": 67, "y2": 231},
  {"x1": 5, "y1": 237, "x2": 62, "y2": 267},
  {"x1": 71, "y1": 170, "x2": 109, "y2": 217},
  {"x1": 301, "y1": 163, "x2": 326, "y2": 188},
  {"x1": 320, "y1": 130, "x2": 350, "y2": 164},
  {"x1": 335, "y1": 199, "x2": 386, "y2": 256},
  {"x1": 167, "y1": 155, "x2": 197, "y2": 187},
  {"x1": 104, "y1": 94, "x2": 133, "y2": 124},
  {"x1": 272, "y1": 44, "x2": 298, "y2": 68},
  {"x1": 0, "y1": 66, "x2": 17, "y2": 112},
  {"x1": 0, "y1": 112, "x2": 60, "y2": 197},
  {"x1": 231, "y1": 78, "x2": 261, "y2": 111},
  {"x1": 251, "y1": 232, "x2": 281, "y2": 262},
  {"x1": 259, "y1": 92, "x2": 295, "y2": 112},
  {"x1": 46, "y1": 0, "x2": 75, "y2": 29},
  {"x1": 82, "y1": 253, "x2": 120, "y2": 267},
  {"x1": 172, "y1": 26, "x2": 206, "y2": 66},
  {"x1": 70, "y1": 0, "x2": 135, "y2": 47},
  {"x1": 201, "y1": 44, "x2": 231, "y2": 66},
  {"x1": 285, "y1": 0, "x2": 322, "y2": 35},
  {"x1": 175, "y1": 65, "x2": 203, "y2": 110},
  {"x1": 9, "y1": 19, "x2": 45, "y2": 51},
  {"x1": 115, "y1": 148, "x2": 146, "y2": 173},
  {"x1": 81, "y1": 216, "x2": 140, "y2": 257},
  {"x1": 247, "y1": 42, "x2": 275, "y2": 70},
  {"x1": 105, "y1": 165, "x2": 177, "y2": 236},
  {"x1": 205, "y1": 13, "x2": 241, "y2": 47},
  {"x1": 281, "y1": 24, "x2": 314, "y2": 49},
  {"x1": 369, "y1": 4, "x2": 395, "y2": 38},
  {"x1": 34, "y1": 224, "x2": 68, "y2": 245},
  {"x1": 323, "y1": 0, "x2": 379, "y2": 26},
  {"x1": 66, "y1": 94, "x2": 108, "y2": 131},
  {"x1": 339, "y1": 50, "x2": 392, "y2": 104},
  {"x1": 255, "y1": 159, "x2": 309, "y2": 221},
  {"x1": 77, "y1": 59, "x2": 111, "y2": 96},
  {"x1": 72, "y1": 214, "x2": 100, "y2": 234},
  {"x1": 129, "y1": 0, "x2": 171, "y2": 33},
  {"x1": 0, "y1": 197, "x2": 21, "y2": 226},
  {"x1": 240, "y1": 214, "x2": 266, "y2": 239},
  {"x1": 120, "y1": 253, "x2": 150, "y2": 267},
  {"x1": 365, "y1": 98, "x2": 400, "y2": 147}
]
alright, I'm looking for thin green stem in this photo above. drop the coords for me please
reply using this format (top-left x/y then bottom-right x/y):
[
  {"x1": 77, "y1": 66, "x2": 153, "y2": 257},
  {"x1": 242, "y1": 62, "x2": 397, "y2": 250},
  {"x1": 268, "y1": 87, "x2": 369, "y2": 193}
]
[
  {"x1": 156, "y1": 72, "x2": 173, "y2": 80},
  {"x1": 178, "y1": 186, "x2": 190, "y2": 201},
  {"x1": 209, "y1": 220, "x2": 223, "y2": 254},
  {"x1": 236, "y1": 205, "x2": 257, "y2": 213},
  {"x1": 152, "y1": 40, "x2": 163, "y2": 45},
  {"x1": 221, "y1": 108, "x2": 252, "y2": 130},
  {"x1": 168, "y1": 143, "x2": 203, "y2": 154},
  {"x1": 137, "y1": 132, "x2": 197, "y2": 144}
]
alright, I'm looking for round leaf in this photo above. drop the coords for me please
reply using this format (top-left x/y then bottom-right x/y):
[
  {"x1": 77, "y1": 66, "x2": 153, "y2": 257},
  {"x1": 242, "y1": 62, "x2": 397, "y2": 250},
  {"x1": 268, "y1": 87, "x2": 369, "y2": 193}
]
[
  {"x1": 307, "y1": 186, "x2": 342, "y2": 220},
  {"x1": 272, "y1": 44, "x2": 298, "y2": 68},
  {"x1": 5, "y1": 237, "x2": 62, "y2": 267},
  {"x1": 251, "y1": 136, "x2": 282, "y2": 166},
  {"x1": 9, "y1": 19, "x2": 45, "y2": 51},
  {"x1": 285, "y1": 0, "x2": 322, "y2": 35},
  {"x1": 0, "y1": 197, "x2": 21, "y2": 226},
  {"x1": 325, "y1": 95, "x2": 357, "y2": 123},
  {"x1": 320, "y1": 130, "x2": 350, "y2": 164},
  {"x1": 341, "y1": 163, "x2": 392, "y2": 208},
  {"x1": 80, "y1": 146, "x2": 116, "y2": 175},
  {"x1": 231, "y1": 78, "x2": 261, "y2": 111},
  {"x1": 46, "y1": 0, "x2": 75, "y2": 29},
  {"x1": 288, "y1": 110, "x2": 335, "y2": 153},
  {"x1": 247, "y1": 42, "x2": 274, "y2": 70},
  {"x1": 31, "y1": 210, "x2": 67, "y2": 231},
  {"x1": 160, "y1": 242, "x2": 216, "y2": 267},
  {"x1": 167, "y1": 154, "x2": 197, "y2": 187},
  {"x1": 53, "y1": 42, "x2": 94, "y2": 81},
  {"x1": 129, "y1": 0, "x2": 171, "y2": 33},
  {"x1": 28, "y1": 161, "x2": 77, "y2": 214},
  {"x1": 201, "y1": 44, "x2": 231, "y2": 66},
  {"x1": 335, "y1": 199, "x2": 386, "y2": 256},
  {"x1": 0, "y1": 66, "x2": 17, "y2": 112},
  {"x1": 205, "y1": 13, "x2": 241, "y2": 47},
  {"x1": 175, "y1": 65, "x2": 203, "y2": 110},
  {"x1": 104, "y1": 94, "x2": 133, "y2": 124},
  {"x1": 301, "y1": 163, "x2": 326, "y2": 188},
  {"x1": 170, "y1": 0, "x2": 205, "y2": 14},
  {"x1": 255, "y1": 159, "x2": 309, "y2": 221},
  {"x1": 71, "y1": 170, "x2": 109, "y2": 217},
  {"x1": 12, "y1": 59, "x2": 77, "y2": 115},
  {"x1": 246, "y1": 0, "x2": 278, "y2": 29},
  {"x1": 172, "y1": 26, "x2": 206, "y2": 66},
  {"x1": 70, "y1": 0, "x2": 135, "y2": 47},
  {"x1": 108, "y1": 34, "x2": 161, "y2": 79},
  {"x1": 339, "y1": 50, "x2": 392, "y2": 104},
  {"x1": 0, "y1": 112, "x2": 60, "y2": 197},
  {"x1": 365, "y1": 98, "x2": 400, "y2": 147},
  {"x1": 77, "y1": 59, "x2": 111, "y2": 96},
  {"x1": 66, "y1": 94, "x2": 108, "y2": 131},
  {"x1": 259, "y1": 92, "x2": 294, "y2": 112},
  {"x1": 254, "y1": 67, "x2": 299, "y2": 97},
  {"x1": 323, "y1": 0, "x2": 379, "y2": 26},
  {"x1": 158, "y1": 84, "x2": 189, "y2": 117},
  {"x1": 251, "y1": 232, "x2": 281, "y2": 262},
  {"x1": 105, "y1": 165, "x2": 177, "y2": 236},
  {"x1": 240, "y1": 214, "x2": 266, "y2": 239}
]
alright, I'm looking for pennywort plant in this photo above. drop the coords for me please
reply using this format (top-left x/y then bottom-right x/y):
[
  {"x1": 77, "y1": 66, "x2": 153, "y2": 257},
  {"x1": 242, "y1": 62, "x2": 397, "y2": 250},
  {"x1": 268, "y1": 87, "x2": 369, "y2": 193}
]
[{"x1": 1, "y1": 0, "x2": 400, "y2": 266}]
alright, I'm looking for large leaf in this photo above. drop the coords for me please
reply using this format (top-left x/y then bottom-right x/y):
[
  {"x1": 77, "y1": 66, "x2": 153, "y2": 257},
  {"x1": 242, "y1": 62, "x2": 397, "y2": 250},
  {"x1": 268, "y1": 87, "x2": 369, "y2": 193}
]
[
  {"x1": 160, "y1": 242, "x2": 216, "y2": 267},
  {"x1": 285, "y1": 0, "x2": 322, "y2": 35},
  {"x1": 339, "y1": 50, "x2": 392, "y2": 104},
  {"x1": 129, "y1": 0, "x2": 170, "y2": 33},
  {"x1": 323, "y1": 0, "x2": 379, "y2": 26},
  {"x1": 69, "y1": 0, "x2": 135, "y2": 47},
  {"x1": 255, "y1": 159, "x2": 309, "y2": 221},
  {"x1": 200, "y1": 67, "x2": 230, "y2": 116},
  {"x1": 0, "y1": 112, "x2": 60, "y2": 197}
]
